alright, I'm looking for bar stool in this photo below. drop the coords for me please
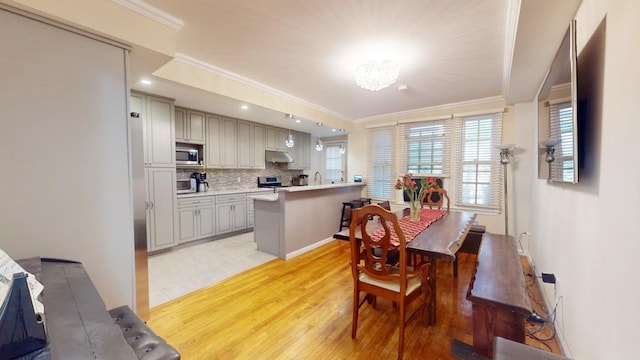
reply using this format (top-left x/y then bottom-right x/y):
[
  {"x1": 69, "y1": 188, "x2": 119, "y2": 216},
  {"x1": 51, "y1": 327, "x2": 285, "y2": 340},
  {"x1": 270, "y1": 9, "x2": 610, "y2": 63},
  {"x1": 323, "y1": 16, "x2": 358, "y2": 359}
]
[{"x1": 339, "y1": 199, "x2": 365, "y2": 231}]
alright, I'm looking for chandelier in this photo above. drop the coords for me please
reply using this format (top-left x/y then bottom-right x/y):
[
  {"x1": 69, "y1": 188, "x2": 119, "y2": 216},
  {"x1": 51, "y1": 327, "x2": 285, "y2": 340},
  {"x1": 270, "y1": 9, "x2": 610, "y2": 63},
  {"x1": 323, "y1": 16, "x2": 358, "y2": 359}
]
[{"x1": 354, "y1": 59, "x2": 400, "y2": 91}]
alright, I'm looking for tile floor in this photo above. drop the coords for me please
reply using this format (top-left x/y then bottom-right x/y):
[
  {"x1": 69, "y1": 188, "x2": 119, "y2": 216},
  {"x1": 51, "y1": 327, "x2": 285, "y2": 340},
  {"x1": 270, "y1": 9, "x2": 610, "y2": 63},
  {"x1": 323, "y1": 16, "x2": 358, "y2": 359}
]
[{"x1": 148, "y1": 232, "x2": 277, "y2": 307}]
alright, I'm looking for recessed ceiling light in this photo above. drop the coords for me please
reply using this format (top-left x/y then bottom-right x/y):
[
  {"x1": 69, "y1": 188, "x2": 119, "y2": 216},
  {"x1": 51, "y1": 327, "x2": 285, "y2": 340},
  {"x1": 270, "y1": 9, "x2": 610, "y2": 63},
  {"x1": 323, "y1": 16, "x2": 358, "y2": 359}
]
[
  {"x1": 140, "y1": 79, "x2": 152, "y2": 85},
  {"x1": 316, "y1": 122, "x2": 323, "y2": 127},
  {"x1": 332, "y1": 129, "x2": 337, "y2": 132},
  {"x1": 240, "y1": 104, "x2": 249, "y2": 110},
  {"x1": 295, "y1": 119, "x2": 301, "y2": 123}
]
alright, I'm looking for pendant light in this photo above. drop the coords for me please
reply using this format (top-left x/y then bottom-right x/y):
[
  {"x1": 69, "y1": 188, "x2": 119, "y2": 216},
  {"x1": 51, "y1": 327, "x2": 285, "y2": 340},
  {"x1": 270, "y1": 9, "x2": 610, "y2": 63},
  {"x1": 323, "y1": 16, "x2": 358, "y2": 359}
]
[
  {"x1": 284, "y1": 114, "x2": 295, "y2": 148},
  {"x1": 285, "y1": 129, "x2": 294, "y2": 148},
  {"x1": 315, "y1": 139, "x2": 323, "y2": 151}
]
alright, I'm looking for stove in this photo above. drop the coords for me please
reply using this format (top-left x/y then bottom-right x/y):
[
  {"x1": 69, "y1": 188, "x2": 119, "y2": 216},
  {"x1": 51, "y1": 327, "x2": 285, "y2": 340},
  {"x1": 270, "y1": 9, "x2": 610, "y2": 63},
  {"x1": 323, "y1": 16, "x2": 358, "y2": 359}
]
[{"x1": 257, "y1": 176, "x2": 289, "y2": 189}]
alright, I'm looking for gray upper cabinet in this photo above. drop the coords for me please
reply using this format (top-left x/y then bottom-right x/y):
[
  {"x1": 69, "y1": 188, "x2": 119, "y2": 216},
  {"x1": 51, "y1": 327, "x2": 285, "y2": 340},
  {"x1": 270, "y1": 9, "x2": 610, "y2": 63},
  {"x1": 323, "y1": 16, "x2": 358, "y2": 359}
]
[
  {"x1": 266, "y1": 126, "x2": 287, "y2": 151},
  {"x1": 146, "y1": 96, "x2": 176, "y2": 167},
  {"x1": 288, "y1": 131, "x2": 311, "y2": 170},
  {"x1": 175, "y1": 107, "x2": 205, "y2": 144},
  {"x1": 132, "y1": 92, "x2": 175, "y2": 168},
  {"x1": 238, "y1": 120, "x2": 266, "y2": 169},
  {"x1": 206, "y1": 115, "x2": 237, "y2": 168}
]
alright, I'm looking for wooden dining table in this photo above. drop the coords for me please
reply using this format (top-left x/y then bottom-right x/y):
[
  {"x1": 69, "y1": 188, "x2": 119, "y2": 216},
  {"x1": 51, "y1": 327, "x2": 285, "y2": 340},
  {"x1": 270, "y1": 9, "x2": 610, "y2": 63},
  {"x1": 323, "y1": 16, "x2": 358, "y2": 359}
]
[{"x1": 333, "y1": 208, "x2": 477, "y2": 325}]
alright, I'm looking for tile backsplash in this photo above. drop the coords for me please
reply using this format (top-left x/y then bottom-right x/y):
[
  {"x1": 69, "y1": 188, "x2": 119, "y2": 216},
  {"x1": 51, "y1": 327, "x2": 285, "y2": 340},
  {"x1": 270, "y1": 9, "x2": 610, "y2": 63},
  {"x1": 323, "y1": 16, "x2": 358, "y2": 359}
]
[{"x1": 177, "y1": 164, "x2": 302, "y2": 190}]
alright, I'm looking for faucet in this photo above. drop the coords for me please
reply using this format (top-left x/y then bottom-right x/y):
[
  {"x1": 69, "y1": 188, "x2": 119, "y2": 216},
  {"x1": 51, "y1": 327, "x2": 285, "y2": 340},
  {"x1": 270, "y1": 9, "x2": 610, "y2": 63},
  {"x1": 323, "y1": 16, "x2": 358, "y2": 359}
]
[
  {"x1": 340, "y1": 171, "x2": 344, "y2": 183},
  {"x1": 314, "y1": 171, "x2": 322, "y2": 185}
]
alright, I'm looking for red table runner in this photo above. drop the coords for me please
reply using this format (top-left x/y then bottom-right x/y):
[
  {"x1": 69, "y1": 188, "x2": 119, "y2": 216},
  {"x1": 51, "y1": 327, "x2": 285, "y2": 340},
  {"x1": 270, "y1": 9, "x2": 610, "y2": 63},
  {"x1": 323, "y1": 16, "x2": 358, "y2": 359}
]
[{"x1": 370, "y1": 208, "x2": 447, "y2": 247}]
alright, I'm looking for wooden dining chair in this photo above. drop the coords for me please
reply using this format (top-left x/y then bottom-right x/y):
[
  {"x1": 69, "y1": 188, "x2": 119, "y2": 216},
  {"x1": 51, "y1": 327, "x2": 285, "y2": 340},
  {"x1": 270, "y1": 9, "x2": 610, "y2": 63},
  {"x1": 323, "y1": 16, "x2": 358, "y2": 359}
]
[
  {"x1": 420, "y1": 186, "x2": 450, "y2": 211},
  {"x1": 348, "y1": 204, "x2": 431, "y2": 360},
  {"x1": 377, "y1": 200, "x2": 391, "y2": 210}
]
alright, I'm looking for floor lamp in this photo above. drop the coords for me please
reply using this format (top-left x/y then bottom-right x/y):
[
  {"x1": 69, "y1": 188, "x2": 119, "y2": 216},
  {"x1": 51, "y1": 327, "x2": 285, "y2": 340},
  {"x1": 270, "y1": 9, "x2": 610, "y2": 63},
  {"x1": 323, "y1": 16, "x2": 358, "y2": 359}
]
[
  {"x1": 540, "y1": 138, "x2": 560, "y2": 181},
  {"x1": 496, "y1": 143, "x2": 514, "y2": 237}
]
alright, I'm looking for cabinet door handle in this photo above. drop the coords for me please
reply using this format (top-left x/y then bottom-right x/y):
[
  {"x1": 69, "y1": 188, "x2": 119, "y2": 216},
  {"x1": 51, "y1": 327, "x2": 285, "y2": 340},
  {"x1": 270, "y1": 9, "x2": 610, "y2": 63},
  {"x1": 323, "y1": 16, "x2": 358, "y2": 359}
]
[
  {"x1": 145, "y1": 202, "x2": 149, "y2": 210},
  {"x1": 150, "y1": 201, "x2": 154, "y2": 209}
]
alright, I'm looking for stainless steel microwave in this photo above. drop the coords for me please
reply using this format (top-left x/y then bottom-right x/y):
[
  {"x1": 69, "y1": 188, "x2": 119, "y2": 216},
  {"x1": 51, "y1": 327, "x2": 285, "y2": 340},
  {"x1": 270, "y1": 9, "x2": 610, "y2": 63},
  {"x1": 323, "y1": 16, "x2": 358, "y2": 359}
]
[
  {"x1": 176, "y1": 146, "x2": 199, "y2": 166},
  {"x1": 176, "y1": 178, "x2": 197, "y2": 194}
]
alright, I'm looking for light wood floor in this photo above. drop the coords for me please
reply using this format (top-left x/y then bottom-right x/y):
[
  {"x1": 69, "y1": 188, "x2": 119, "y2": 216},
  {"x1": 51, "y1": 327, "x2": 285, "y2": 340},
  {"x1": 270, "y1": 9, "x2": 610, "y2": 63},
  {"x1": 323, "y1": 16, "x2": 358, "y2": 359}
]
[{"x1": 148, "y1": 240, "x2": 560, "y2": 359}]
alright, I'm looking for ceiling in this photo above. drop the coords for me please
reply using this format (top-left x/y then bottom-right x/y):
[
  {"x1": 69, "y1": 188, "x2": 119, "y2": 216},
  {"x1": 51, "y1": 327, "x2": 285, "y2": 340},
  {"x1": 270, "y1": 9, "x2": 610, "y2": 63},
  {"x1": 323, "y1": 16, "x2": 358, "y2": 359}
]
[{"x1": 128, "y1": 0, "x2": 581, "y2": 137}]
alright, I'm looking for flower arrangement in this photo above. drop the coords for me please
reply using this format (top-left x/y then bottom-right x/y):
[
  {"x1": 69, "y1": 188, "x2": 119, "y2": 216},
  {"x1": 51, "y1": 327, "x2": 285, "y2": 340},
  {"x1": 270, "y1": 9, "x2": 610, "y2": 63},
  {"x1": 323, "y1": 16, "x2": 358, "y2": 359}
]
[{"x1": 395, "y1": 174, "x2": 436, "y2": 221}]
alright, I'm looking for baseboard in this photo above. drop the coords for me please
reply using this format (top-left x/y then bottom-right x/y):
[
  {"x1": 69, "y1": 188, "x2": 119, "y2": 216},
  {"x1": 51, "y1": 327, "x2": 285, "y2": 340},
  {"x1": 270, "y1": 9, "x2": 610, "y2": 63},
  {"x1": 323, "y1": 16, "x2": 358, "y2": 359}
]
[{"x1": 285, "y1": 236, "x2": 335, "y2": 259}]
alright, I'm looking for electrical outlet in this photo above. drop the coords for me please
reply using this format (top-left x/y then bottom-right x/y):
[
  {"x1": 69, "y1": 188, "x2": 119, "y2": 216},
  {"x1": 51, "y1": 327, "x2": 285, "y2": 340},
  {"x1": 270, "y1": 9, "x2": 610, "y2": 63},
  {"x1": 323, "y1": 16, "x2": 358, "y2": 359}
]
[
  {"x1": 542, "y1": 273, "x2": 556, "y2": 284},
  {"x1": 237, "y1": 177, "x2": 241, "y2": 183}
]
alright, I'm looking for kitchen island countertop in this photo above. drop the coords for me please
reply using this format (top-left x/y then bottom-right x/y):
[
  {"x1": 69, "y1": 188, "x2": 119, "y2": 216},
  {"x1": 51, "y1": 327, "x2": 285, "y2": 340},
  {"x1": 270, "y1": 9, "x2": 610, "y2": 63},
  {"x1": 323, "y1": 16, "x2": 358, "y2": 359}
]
[
  {"x1": 177, "y1": 188, "x2": 272, "y2": 199},
  {"x1": 276, "y1": 182, "x2": 365, "y2": 192}
]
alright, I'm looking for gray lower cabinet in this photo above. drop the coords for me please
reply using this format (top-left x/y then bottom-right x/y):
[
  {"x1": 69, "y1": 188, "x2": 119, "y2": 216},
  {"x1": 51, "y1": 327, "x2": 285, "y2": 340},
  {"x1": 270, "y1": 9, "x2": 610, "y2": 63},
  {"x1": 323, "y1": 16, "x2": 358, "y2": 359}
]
[
  {"x1": 245, "y1": 192, "x2": 264, "y2": 228},
  {"x1": 176, "y1": 197, "x2": 215, "y2": 243},
  {"x1": 215, "y1": 193, "x2": 247, "y2": 235},
  {"x1": 146, "y1": 168, "x2": 178, "y2": 251}
]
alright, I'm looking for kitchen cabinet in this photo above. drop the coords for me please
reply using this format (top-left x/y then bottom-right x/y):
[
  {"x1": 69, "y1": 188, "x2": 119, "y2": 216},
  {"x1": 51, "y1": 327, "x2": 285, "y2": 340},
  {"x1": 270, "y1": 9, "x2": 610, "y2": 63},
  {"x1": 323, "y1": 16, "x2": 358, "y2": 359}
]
[
  {"x1": 237, "y1": 120, "x2": 266, "y2": 169},
  {"x1": 246, "y1": 192, "x2": 264, "y2": 228},
  {"x1": 288, "y1": 131, "x2": 311, "y2": 170},
  {"x1": 175, "y1": 108, "x2": 205, "y2": 144},
  {"x1": 266, "y1": 126, "x2": 287, "y2": 151},
  {"x1": 131, "y1": 92, "x2": 175, "y2": 168},
  {"x1": 176, "y1": 197, "x2": 215, "y2": 243},
  {"x1": 215, "y1": 193, "x2": 247, "y2": 235},
  {"x1": 145, "y1": 167, "x2": 178, "y2": 251},
  {"x1": 205, "y1": 115, "x2": 237, "y2": 168}
]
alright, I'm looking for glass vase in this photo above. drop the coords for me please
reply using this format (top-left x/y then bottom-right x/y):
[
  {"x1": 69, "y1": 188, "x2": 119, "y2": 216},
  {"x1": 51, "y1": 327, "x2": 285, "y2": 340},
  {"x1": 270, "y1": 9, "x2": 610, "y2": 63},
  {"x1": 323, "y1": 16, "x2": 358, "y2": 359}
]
[{"x1": 409, "y1": 200, "x2": 421, "y2": 222}]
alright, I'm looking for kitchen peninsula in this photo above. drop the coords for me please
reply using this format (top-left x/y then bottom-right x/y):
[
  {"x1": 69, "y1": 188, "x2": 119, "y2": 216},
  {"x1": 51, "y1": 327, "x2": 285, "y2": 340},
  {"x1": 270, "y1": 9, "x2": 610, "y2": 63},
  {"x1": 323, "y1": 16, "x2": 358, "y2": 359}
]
[{"x1": 254, "y1": 183, "x2": 366, "y2": 259}]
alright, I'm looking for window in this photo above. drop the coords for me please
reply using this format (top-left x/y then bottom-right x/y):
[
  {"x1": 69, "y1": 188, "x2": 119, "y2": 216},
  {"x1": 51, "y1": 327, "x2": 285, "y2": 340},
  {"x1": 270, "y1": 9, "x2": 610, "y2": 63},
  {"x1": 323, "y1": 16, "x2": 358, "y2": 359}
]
[
  {"x1": 549, "y1": 101, "x2": 574, "y2": 182},
  {"x1": 367, "y1": 127, "x2": 394, "y2": 200},
  {"x1": 399, "y1": 118, "x2": 451, "y2": 176},
  {"x1": 325, "y1": 143, "x2": 343, "y2": 183},
  {"x1": 454, "y1": 112, "x2": 503, "y2": 210}
]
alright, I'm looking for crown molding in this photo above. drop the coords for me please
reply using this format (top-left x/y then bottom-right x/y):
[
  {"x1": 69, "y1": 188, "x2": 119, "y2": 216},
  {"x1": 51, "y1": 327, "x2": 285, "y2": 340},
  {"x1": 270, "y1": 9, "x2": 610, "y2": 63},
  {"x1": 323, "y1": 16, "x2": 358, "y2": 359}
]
[
  {"x1": 174, "y1": 53, "x2": 351, "y2": 122},
  {"x1": 112, "y1": 0, "x2": 184, "y2": 31},
  {"x1": 355, "y1": 95, "x2": 506, "y2": 124},
  {"x1": 502, "y1": 0, "x2": 522, "y2": 96}
]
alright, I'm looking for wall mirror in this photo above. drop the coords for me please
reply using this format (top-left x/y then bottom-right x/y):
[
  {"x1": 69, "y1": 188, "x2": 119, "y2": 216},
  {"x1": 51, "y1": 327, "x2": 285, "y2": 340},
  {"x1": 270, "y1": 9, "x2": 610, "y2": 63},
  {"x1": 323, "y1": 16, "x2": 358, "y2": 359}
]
[{"x1": 537, "y1": 20, "x2": 578, "y2": 183}]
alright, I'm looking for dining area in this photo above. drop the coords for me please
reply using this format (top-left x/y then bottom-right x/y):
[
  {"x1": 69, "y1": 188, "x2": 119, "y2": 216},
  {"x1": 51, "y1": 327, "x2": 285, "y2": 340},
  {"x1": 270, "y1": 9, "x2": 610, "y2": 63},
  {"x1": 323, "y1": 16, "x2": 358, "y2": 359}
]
[
  {"x1": 333, "y1": 203, "x2": 476, "y2": 359},
  {"x1": 148, "y1": 202, "x2": 558, "y2": 359}
]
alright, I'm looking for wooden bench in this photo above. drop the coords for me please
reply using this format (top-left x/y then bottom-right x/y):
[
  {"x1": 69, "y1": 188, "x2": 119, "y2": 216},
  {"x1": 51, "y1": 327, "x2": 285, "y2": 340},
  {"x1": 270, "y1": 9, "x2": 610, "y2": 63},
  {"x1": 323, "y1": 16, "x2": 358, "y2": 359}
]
[{"x1": 467, "y1": 233, "x2": 532, "y2": 358}]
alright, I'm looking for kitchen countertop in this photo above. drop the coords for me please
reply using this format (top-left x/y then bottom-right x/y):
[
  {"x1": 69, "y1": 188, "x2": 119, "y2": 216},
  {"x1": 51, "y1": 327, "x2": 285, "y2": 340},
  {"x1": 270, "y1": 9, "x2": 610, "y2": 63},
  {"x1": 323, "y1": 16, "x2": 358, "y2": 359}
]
[
  {"x1": 177, "y1": 188, "x2": 272, "y2": 198},
  {"x1": 249, "y1": 193, "x2": 279, "y2": 202},
  {"x1": 275, "y1": 182, "x2": 365, "y2": 193}
]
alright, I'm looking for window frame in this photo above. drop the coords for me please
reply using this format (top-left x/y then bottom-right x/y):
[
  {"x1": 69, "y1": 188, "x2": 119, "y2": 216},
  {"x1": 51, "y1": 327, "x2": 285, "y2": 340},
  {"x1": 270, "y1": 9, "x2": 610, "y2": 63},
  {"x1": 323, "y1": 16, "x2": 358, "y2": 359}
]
[{"x1": 453, "y1": 112, "x2": 503, "y2": 212}]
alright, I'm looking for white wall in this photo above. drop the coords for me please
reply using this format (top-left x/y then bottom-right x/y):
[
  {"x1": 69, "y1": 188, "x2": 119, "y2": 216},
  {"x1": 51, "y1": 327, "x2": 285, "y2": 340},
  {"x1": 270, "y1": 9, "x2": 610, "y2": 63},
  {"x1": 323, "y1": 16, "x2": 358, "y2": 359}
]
[
  {"x1": 0, "y1": 8, "x2": 134, "y2": 309},
  {"x1": 524, "y1": 0, "x2": 640, "y2": 357}
]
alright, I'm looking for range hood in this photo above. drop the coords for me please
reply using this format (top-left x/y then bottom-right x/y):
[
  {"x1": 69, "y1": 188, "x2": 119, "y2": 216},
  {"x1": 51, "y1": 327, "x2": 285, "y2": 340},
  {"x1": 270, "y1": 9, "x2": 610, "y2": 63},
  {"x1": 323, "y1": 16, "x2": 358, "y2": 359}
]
[{"x1": 265, "y1": 150, "x2": 293, "y2": 163}]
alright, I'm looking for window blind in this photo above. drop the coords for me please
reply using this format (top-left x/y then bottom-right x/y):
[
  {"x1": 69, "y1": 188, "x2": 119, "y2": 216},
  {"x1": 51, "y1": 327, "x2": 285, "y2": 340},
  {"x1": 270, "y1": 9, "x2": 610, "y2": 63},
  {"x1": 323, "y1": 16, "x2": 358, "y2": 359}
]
[
  {"x1": 548, "y1": 101, "x2": 574, "y2": 182},
  {"x1": 367, "y1": 127, "x2": 395, "y2": 200},
  {"x1": 453, "y1": 112, "x2": 503, "y2": 211},
  {"x1": 399, "y1": 118, "x2": 452, "y2": 177},
  {"x1": 325, "y1": 144, "x2": 343, "y2": 182}
]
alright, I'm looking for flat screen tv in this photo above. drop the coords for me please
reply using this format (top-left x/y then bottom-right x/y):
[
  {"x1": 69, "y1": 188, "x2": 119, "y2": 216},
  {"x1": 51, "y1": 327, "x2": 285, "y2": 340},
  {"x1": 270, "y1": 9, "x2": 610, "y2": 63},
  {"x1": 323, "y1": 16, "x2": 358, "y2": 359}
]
[{"x1": 537, "y1": 20, "x2": 578, "y2": 183}]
